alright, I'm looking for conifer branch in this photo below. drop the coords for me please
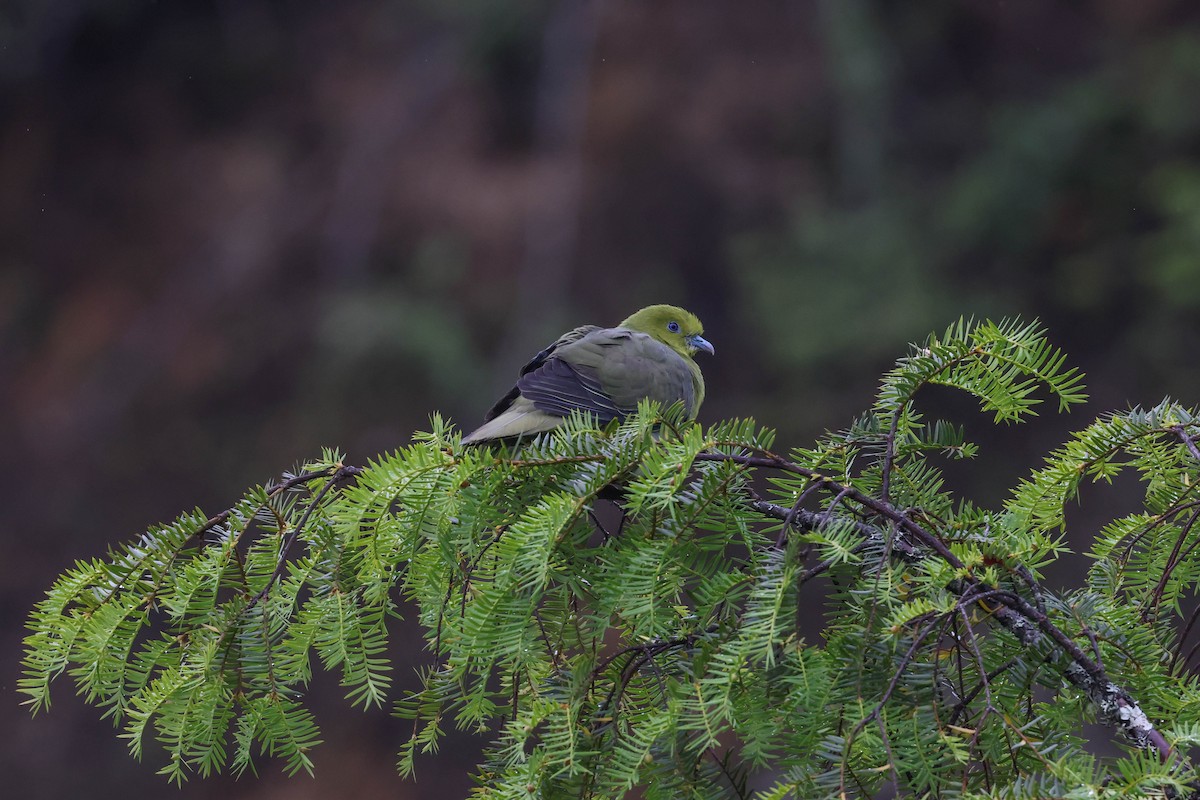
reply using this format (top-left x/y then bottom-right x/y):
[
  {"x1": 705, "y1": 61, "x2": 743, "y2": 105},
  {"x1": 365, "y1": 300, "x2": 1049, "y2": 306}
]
[
  {"x1": 701, "y1": 448, "x2": 1175, "y2": 761},
  {"x1": 25, "y1": 322, "x2": 1200, "y2": 796},
  {"x1": 1175, "y1": 425, "x2": 1200, "y2": 464}
]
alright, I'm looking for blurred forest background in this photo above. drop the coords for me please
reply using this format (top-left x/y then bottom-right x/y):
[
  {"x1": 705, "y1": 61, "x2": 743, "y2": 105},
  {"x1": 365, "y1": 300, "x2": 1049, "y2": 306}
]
[{"x1": 5, "y1": 1, "x2": 1200, "y2": 797}]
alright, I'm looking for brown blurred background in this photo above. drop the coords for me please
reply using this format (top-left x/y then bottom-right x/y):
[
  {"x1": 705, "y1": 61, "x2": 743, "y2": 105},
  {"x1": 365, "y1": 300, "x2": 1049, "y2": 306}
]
[{"x1": 5, "y1": 1, "x2": 1200, "y2": 797}]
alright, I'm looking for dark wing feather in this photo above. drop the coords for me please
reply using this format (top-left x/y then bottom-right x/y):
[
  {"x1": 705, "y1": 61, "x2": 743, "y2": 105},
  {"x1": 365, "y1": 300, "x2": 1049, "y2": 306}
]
[
  {"x1": 517, "y1": 358, "x2": 625, "y2": 425},
  {"x1": 483, "y1": 324, "x2": 602, "y2": 421}
]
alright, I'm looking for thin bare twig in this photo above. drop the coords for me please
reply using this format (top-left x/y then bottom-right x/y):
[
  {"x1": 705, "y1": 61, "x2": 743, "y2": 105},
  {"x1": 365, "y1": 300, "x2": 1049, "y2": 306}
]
[
  {"x1": 246, "y1": 464, "x2": 362, "y2": 610},
  {"x1": 1145, "y1": 507, "x2": 1200, "y2": 623},
  {"x1": 840, "y1": 615, "x2": 941, "y2": 795}
]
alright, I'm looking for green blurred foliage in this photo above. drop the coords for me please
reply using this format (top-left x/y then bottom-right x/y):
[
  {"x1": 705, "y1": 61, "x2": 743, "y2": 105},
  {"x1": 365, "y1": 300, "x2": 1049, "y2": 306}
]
[{"x1": 732, "y1": 11, "x2": 1200, "y2": 438}]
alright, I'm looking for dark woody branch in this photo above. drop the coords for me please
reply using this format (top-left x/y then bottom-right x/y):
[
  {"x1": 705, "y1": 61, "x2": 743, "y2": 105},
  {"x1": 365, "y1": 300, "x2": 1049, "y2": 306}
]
[{"x1": 702, "y1": 449, "x2": 1175, "y2": 763}]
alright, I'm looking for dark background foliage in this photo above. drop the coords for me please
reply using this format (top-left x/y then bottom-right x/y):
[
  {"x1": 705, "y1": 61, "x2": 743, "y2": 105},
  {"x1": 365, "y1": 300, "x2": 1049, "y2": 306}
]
[{"x1": 4, "y1": 1, "x2": 1200, "y2": 797}]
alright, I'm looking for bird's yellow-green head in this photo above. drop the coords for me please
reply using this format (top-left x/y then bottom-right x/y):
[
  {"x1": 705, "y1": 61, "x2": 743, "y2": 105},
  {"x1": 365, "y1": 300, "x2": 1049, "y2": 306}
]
[{"x1": 620, "y1": 304, "x2": 714, "y2": 359}]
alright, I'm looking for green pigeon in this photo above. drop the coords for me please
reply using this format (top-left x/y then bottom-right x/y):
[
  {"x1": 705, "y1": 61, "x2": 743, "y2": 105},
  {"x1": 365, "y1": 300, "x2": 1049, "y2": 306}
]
[{"x1": 462, "y1": 304, "x2": 713, "y2": 445}]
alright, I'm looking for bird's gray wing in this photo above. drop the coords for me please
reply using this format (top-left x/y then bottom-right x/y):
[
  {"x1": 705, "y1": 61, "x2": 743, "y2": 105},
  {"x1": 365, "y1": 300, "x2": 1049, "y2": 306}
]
[
  {"x1": 482, "y1": 324, "x2": 602, "y2": 422},
  {"x1": 518, "y1": 328, "x2": 695, "y2": 423}
]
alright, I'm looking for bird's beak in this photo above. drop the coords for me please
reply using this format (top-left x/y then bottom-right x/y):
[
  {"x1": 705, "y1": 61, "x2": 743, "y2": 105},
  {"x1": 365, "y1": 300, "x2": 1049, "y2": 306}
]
[{"x1": 687, "y1": 334, "x2": 714, "y2": 356}]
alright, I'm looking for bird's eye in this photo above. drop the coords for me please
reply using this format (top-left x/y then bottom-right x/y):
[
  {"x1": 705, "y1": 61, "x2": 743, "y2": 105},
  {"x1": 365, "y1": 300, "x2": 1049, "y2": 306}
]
[{"x1": 667, "y1": 321, "x2": 681, "y2": 333}]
